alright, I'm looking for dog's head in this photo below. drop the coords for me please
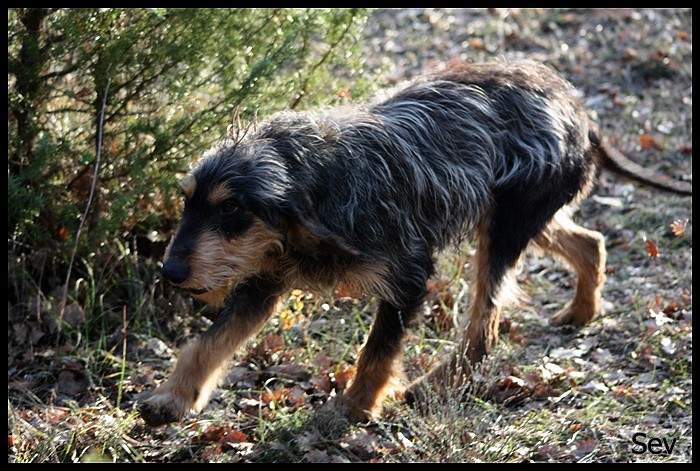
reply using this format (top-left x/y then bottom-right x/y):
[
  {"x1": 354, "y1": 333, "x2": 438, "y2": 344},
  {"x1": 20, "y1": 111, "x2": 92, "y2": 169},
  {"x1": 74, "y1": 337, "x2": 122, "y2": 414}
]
[{"x1": 161, "y1": 141, "x2": 357, "y2": 306}]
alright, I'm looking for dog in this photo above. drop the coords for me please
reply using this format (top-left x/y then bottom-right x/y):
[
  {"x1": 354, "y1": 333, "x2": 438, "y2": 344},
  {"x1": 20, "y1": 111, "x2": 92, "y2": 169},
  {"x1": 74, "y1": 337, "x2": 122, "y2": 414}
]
[{"x1": 139, "y1": 61, "x2": 691, "y2": 426}]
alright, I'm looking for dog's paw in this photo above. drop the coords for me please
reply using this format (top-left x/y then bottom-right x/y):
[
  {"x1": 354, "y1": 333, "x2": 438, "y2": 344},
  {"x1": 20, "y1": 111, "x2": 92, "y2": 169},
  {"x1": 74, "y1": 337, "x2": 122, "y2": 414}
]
[
  {"x1": 551, "y1": 301, "x2": 596, "y2": 327},
  {"x1": 138, "y1": 388, "x2": 193, "y2": 426},
  {"x1": 346, "y1": 400, "x2": 374, "y2": 424}
]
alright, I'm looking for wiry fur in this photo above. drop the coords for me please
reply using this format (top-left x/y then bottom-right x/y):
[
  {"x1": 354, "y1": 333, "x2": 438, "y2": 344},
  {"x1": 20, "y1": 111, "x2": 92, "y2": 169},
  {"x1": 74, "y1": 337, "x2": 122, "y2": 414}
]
[{"x1": 140, "y1": 61, "x2": 689, "y2": 426}]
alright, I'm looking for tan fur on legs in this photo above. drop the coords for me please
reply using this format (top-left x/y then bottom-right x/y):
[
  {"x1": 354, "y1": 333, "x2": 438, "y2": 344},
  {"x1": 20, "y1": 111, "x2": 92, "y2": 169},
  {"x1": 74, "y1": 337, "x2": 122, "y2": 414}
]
[
  {"x1": 344, "y1": 354, "x2": 404, "y2": 423},
  {"x1": 464, "y1": 222, "x2": 507, "y2": 364},
  {"x1": 341, "y1": 298, "x2": 413, "y2": 423},
  {"x1": 535, "y1": 210, "x2": 606, "y2": 326},
  {"x1": 141, "y1": 291, "x2": 283, "y2": 425}
]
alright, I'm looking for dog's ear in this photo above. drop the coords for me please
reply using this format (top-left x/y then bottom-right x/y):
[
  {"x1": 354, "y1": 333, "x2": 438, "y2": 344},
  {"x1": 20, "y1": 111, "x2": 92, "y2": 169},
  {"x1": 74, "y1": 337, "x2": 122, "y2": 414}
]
[{"x1": 283, "y1": 193, "x2": 359, "y2": 258}]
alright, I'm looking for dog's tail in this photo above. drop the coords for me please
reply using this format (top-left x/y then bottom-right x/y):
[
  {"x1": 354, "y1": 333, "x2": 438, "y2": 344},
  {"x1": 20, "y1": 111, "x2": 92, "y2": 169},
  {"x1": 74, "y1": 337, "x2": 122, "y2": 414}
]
[{"x1": 590, "y1": 131, "x2": 692, "y2": 196}]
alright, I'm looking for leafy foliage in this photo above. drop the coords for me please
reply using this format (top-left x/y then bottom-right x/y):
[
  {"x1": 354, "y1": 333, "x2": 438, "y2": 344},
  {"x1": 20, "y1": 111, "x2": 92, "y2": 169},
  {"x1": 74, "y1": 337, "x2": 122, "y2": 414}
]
[{"x1": 8, "y1": 8, "x2": 370, "y2": 275}]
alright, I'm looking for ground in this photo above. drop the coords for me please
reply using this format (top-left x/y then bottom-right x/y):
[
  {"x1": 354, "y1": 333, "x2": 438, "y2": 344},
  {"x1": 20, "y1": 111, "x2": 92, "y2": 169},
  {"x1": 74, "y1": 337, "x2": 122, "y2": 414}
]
[{"x1": 8, "y1": 9, "x2": 692, "y2": 463}]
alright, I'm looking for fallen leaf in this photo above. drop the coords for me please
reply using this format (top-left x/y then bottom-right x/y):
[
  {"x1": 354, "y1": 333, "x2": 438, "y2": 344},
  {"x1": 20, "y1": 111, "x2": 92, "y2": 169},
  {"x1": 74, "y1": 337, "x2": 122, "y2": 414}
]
[
  {"x1": 201, "y1": 444, "x2": 224, "y2": 460},
  {"x1": 447, "y1": 57, "x2": 465, "y2": 68},
  {"x1": 677, "y1": 144, "x2": 692, "y2": 154},
  {"x1": 47, "y1": 408, "x2": 70, "y2": 422},
  {"x1": 30, "y1": 325, "x2": 45, "y2": 345},
  {"x1": 261, "y1": 387, "x2": 287, "y2": 406},
  {"x1": 613, "y1": 385, "x2": 635, "y2": 398},
  {"x1": 263, "y1": 363, "x2": 310, "y2": 382},
  {"x1": 311, "y1": 375, "x2": 332, "y2": 394},
  {"x1": 639, "y1": 133, "x2": 662, "y2": 151},
  {"x1": 344, "y1": 431, "x2": 381, "y2": 459},
  {"x1": 533, "y1": 384, "x2": 561, "y2": 399},
  {"x1": 560, "y1": 12, "x2": 578, "y2": 23},
  {"x1": 486, "y1": 375, "x2": 530, "y2": 404},
  {"x1": 331, "y1": 362, "x2": 355, "y2": 391},
  {"x1": 550, "y1": 346, "x2": 587, "y2": 359},
  {"x1": 254, "y1": 333, "x2": 285, "y2": 358},
  {"x1": 61, "y1": 303, "x2": 85, "y2": 328},
  {"x1": 304, "y1": 449, "x2": 332, "y2": 463},
  {"x1": 58, "y1": 227, "x2": 70, "y2": 242},
  {"x1": 543, "y1": 362, "x2": 564, "y2": 376},
  {"x1": 145, "y1": 338, "x2": 172, "y2": 356},
  {"x1": 579, "y1": 380, "x2": 609, "y2": 394},
  {"x1": 535, "y1": 444, "x2": 563, "y2": 460},
  {"x1": 226, "y1": 366, "x2": 260, "y2": 389},
  {"x1": 648, "y1": 308, "x2": 673, "y2": 326},
  {"x1": 470, "y1": 38, "x2": 484, "y2": 50},
  {"x1": 396, "y1": 431, "x2": 414, "y2": 449},
  {"x1": 662, "y1": 301, "x2": 679, "y2": 316},
  {"x1": 575, "y1": 438, "x2": 598, "y2": 457},
  {"x1": 196, "y1": 424, "x2": 228, "y2": 442},
  {"x1": 524, "y1": 371, "x2": 560, "y2": 398},
  {"x1": 287, "y1": 385, "x2": 306, "y2": 406},
  {"x1": 196, "y1": 424, "x2": 248, "y2": 444},
  {"x1": 238, "y1": 397, "x2": 262, "y2": 416},
  {"x1": 643, "y1": 236, "x2": 660, "y2": 258},
  {"x1": 57, "y1": 366, "x2": 88, "y2": 398},
  {"x1": 68, "y1": 169, "x2": 93, "y2": 198},
  {"x1": 279, "y1": 309, "x2": 300, "y2": 330},
  {"x1": 670, "y1": 218, "x2": 688, "y2": 236},
  {"x1": 227, "y1": 429, "x2": 248, "y2": 443},
  {"x1": 678, "y1": 31, "x2": 689, "y2": 40}
]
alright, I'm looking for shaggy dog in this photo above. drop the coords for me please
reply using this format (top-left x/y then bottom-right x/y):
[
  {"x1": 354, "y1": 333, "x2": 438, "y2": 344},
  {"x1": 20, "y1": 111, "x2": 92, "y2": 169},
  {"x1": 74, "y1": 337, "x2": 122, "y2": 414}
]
[{"x1": 139, "y1": 61, "x2": 691, "y2": 426}]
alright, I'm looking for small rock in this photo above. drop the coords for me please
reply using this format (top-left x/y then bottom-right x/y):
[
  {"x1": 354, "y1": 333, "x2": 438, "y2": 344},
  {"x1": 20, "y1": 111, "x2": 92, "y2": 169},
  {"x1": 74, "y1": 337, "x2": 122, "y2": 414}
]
[{"x1": 146, "y1": 338, "x2": 173, "y2": 356}]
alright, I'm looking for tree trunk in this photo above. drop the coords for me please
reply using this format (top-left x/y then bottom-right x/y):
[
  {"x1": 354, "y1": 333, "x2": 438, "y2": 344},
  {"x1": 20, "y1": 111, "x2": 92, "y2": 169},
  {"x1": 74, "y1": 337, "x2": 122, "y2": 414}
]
[{"x1": 9, "y1": 8, "x2": 52, "y2": 175}]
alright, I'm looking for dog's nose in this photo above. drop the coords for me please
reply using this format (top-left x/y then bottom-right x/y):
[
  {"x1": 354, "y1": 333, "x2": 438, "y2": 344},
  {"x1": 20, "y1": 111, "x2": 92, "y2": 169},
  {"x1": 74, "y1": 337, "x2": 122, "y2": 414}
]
[{"x1": 161, "y1": 258, "x2": 190, "y2": 285}]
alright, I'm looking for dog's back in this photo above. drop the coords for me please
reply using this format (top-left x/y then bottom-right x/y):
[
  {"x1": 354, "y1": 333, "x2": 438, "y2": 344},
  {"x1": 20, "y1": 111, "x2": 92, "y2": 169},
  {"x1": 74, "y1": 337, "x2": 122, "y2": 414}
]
[{"x1": 255, "y1": 61, "x2": 597, "y2": 258}]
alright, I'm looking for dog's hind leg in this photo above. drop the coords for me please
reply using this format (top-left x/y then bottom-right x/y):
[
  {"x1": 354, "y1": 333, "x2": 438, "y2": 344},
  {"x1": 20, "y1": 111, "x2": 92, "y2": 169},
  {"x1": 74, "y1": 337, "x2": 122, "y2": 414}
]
[
  {"x1": 462, "y1": 219, "x2": 528, "y2": 365},
  {"x1": 404, "y1": 219, "x2": 527, "y2": 402},
  {"x1": 139, "y1": 276, "x2": 286, "y2": 426},
  {"x1": 534, "y1": 210, "x2": 606, "y2": 326},
  {"x1": 404, "y1": 195, "x2": 562, "y2": 402}
]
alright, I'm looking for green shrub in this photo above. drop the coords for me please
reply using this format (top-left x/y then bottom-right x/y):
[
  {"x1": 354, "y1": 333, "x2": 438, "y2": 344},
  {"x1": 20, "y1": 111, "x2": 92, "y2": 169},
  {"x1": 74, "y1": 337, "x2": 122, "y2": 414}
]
[{"x1": 8, "y1": 8, "x2": 371, "y2": 280}]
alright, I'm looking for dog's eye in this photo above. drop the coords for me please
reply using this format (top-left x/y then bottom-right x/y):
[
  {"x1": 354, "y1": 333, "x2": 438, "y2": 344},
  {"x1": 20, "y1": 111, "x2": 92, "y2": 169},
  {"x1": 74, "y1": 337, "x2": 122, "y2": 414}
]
[{"x1": 220, "y1": 199, "x2": 239, "y2": 214}]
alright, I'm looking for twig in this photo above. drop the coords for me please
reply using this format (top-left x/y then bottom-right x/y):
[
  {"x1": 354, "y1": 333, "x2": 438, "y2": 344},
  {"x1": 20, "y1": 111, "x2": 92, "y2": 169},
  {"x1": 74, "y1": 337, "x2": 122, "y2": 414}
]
[
  {"x1": 226, "y1": 105, "x2": 258, "y2": 146},
  {"x1": 116, "y1": 305, "x2": 127, "y2": 410},
  {"x1": 57, "y1": 80, "x2": 110, "y2": 334},
  {"x1": 290, "y1": 11, "x2": 359, "y2": 110}
]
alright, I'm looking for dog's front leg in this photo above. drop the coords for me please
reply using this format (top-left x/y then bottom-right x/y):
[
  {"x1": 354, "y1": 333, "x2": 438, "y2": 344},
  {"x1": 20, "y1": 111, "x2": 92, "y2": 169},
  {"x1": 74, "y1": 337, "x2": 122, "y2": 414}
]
[{"x1": 140, "y1": 276, "x2": 285, "y2": 426}]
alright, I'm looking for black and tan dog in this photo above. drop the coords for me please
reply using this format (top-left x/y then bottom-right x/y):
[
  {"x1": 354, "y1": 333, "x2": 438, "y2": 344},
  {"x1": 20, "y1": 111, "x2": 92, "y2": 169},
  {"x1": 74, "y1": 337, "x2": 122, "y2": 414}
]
[{"x1": 139, "y1": 61, "x2": 691, "y2": 426}]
